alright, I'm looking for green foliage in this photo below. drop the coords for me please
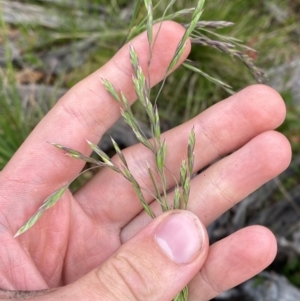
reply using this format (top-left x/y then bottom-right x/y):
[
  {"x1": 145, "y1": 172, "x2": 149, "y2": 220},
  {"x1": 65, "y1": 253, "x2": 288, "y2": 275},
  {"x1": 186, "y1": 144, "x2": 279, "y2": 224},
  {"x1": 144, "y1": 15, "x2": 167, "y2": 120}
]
[
  {"x1": 278, "y1": 91, "x2": 300, "y2": 153},
  {"x1": 0, "y1": 14, "x2": 32, "y2": 169},
  {"x1": 283, "y1": 257, "x2": 300, "y2": 287}
]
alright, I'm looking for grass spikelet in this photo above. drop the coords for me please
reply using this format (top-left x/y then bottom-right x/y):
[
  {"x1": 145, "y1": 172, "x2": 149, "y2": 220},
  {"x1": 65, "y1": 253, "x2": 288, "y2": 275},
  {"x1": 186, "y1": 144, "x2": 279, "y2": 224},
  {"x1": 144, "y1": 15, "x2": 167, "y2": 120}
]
[
  {"x1": 144, "y1": 0, "x2": 153, "y2": 64},
  {"x1": 174, "y1": 286, "x2": 188, "y2": 301},
  {"x1": 190, "y1": 28, "x2": 266, "y2": 83},
  {"x1": 15, "y1": 185, "x2": 68, "y2": 237},
  {"x1": 173, "y1": 186, "x2": 181, "y2": 210},
  {"x1": 167, "y1": 0, "x2": 205, "y2": 73},
  {"x1": 100, "y1": 77, "x2": 121, "y2": 102},
  {"x1": 86, "y1": 140, "x2": 120, "y2": 172},
  {"x1": 147, "y1": 164, "x2": 168, "y2": 211},
  {"x1": 180, "y1": 160, "x2": 189, "y2": 209},
  {"x1": 187, "y1": 128, "x2": 195, "y2": 175},
  {"x1": 119, "y1": 91, "x2": 153, "y2": 149},
  {"x1": 130, "y1": 44, "x2": 149, "y2": 103},
  {"x1": 155, "y1": 139, "x2": 166, "y2": 173},
  {"x1": 50, "y1": 143, "x2": 102, "y2": 165},
  {"x1": 111, "y1": 137, "x2": 128, "y2": 167},
  {"x1": 153, "y1": 104, "x2": 161, "y2": 140},
  {"x1": 122, "y1": 164, "x2": 156, "y2": 218},
  {"x1": 191, "y1": 20, "x2": 234, "y2": 29}
]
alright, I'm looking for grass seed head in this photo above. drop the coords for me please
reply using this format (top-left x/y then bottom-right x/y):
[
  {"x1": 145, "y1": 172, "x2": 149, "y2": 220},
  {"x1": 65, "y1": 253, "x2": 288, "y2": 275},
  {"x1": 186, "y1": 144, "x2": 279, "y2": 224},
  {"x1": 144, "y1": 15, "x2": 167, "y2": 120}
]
[{"x1": 15, "y1": 185, "x2": 68, "y2": 237}]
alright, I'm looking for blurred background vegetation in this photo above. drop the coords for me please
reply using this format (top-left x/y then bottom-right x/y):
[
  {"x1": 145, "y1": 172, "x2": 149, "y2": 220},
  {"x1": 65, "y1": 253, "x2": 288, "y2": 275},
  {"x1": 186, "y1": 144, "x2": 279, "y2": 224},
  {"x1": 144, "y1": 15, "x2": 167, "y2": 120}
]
[
  {"x1": 1, "y1": 0, "x2": 300, "y2": 164},
  {"x1": 0, "y1": 0, "x2": 300, "y2": 297}
]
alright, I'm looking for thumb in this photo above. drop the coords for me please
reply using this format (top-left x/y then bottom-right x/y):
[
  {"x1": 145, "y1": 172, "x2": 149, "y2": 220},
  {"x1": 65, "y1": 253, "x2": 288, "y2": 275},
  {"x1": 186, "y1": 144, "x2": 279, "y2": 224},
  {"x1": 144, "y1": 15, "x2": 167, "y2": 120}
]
[{"x1": 42, "y1": 211, "x2": 208, "y2": 301}]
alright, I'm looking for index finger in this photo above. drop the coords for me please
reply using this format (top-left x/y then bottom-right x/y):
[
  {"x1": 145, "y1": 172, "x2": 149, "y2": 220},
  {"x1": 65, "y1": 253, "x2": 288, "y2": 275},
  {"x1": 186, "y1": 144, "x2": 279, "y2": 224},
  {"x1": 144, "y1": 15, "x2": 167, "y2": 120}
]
[{"x1": 1, "y1": 22, "x2": 190, "y2": 208}]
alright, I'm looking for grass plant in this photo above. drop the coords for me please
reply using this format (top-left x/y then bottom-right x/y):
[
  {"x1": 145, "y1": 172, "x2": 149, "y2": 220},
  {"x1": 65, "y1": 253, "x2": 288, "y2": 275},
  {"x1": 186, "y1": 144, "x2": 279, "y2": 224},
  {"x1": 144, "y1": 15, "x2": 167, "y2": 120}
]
[
  {"x1": 13, "y1": 0, "x2": 267, "y2": 236},
  {"x1": 11, "y1": 1, "x2": 268, "y2": 299},
  {"x1": 1, "y1": 0, "x2": 300, "y2": 297}
]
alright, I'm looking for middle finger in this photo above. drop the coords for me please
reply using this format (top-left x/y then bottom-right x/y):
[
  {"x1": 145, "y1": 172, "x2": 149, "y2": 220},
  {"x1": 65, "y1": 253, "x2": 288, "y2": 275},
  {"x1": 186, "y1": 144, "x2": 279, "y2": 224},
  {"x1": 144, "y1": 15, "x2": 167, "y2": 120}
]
[{"x1": 75, "y1": 85, "x2": 286, "y2": 227}]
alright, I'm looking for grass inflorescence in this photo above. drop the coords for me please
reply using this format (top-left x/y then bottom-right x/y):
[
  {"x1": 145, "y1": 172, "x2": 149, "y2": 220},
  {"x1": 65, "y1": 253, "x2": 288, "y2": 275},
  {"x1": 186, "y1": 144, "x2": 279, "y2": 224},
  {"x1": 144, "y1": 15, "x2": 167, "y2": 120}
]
[{"x1": 13, "y1": 1, "x2": 269, "y2": 300}]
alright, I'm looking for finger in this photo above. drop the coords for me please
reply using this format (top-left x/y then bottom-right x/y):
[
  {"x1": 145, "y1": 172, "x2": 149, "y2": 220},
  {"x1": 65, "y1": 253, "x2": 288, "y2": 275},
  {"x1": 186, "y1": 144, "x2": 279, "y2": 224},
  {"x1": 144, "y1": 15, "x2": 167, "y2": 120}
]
[
  {"x1": 122, "y1": 130, "x2": 291, "y2": 240},
  {"x1": 0, "y1": 21, "x2": 190, "y2": 230},
  {"x1": 186, "y1": 131, "x2": 291, "y2": 225},
  {"x1": 188, "y1": 226, "x2": 277, "y2": 300},
  {"x1": 75, "y1": 85, "x2": 287, "y2": 226},
  {"x1": 33, "y1": 211, "x2": 209, "y2": 301}
]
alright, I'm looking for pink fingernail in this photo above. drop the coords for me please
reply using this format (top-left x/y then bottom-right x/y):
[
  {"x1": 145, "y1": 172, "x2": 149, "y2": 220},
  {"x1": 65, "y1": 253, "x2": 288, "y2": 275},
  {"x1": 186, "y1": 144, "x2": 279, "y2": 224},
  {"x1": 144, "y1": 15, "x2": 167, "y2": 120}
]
[{"x1": 154, "y1": 212, "x2": 204, "y2": 264}]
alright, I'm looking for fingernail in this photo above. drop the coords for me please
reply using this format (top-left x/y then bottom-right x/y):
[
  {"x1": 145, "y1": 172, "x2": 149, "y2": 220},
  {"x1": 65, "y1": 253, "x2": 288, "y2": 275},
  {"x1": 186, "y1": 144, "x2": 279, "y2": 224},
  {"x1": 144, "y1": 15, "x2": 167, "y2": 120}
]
[{"x1": 154, "y1": 212, "x2": 204, "y2": 264}]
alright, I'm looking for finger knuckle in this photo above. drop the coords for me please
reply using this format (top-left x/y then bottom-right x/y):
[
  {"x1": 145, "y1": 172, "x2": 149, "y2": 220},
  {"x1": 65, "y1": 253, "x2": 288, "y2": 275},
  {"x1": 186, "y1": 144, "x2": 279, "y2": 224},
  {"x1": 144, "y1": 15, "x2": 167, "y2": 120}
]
[{"x1": 96, "y1": 250, "x2": 158, "y2": 301}]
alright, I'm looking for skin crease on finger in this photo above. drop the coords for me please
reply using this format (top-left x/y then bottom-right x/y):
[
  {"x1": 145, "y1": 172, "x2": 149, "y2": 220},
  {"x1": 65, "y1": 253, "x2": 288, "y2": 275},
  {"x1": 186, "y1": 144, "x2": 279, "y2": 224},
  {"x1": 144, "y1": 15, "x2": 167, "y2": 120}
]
[{"x1": 0, "y1": 226, "x2": 276, "y2": 301}]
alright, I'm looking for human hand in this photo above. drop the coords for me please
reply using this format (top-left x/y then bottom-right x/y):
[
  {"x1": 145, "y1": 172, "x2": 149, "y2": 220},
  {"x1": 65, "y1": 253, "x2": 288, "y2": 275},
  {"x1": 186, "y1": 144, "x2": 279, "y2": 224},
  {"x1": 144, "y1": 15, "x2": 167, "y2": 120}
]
[{"x1": 0, "y1": 22, "x2": 291, "y2": 300}]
